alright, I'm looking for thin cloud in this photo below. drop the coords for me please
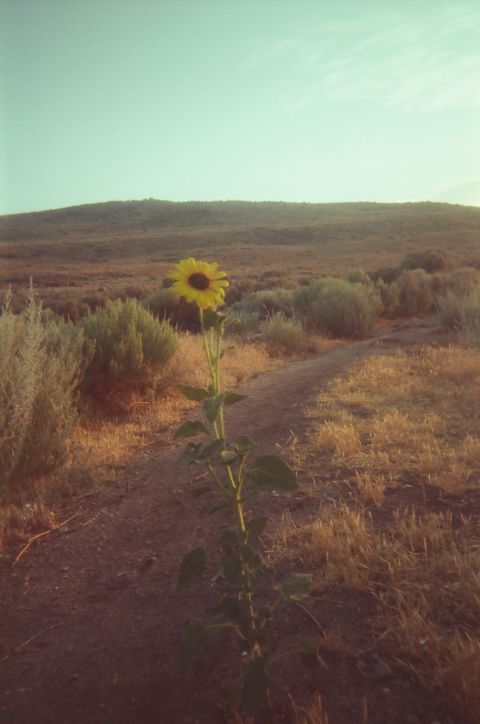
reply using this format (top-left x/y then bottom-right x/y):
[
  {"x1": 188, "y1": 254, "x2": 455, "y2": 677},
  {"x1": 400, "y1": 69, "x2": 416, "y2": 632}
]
[{"x1": 251, "y1": 4, "x2": 480, "y2": 113}]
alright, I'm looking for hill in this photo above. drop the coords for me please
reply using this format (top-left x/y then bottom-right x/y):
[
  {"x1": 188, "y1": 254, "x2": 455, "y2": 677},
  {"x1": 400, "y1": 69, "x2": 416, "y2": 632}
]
[{"x1": 1, "y1": 199, "x2": 480, "y2": 301}]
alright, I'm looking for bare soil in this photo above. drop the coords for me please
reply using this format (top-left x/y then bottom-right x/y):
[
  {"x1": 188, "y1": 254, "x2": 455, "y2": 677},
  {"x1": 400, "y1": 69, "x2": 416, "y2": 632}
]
[{"x1": 0, "y1": 317, "x2": 472, "y2": 724}]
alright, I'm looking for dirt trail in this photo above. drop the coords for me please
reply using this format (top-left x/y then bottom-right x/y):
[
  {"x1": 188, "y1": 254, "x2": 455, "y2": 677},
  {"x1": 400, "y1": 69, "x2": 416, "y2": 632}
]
[{"x1": 0, "y1": 317, "x2": 453, "y2": 724}]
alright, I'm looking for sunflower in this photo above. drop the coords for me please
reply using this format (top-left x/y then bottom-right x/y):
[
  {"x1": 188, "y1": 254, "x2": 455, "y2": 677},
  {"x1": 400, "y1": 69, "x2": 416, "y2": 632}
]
[{"x1": 168, "y1": 257, "x2": 229, "y2": 310}]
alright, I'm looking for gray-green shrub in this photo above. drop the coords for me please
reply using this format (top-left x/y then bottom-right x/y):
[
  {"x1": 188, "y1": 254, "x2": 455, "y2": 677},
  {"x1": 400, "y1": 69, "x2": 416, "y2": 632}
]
[
  {"x1": 82, "y1": 298, "x2": 177, "y2": 405},
  {"x1": 437, "y1": 290, "x2": 467, "y2": 330},
  {"x1": 231, "y1": 288, "x2": 293, "y2": 320},
  {"x1": 344, "y1": 268, "x2": 372, "y2": 286},
  {"x1": 143, "y1": 288, "x2": 200, "y2": 332},
  {"x1": 261, "y1": 313, "x2": 307, "y2": 354},
  {"x1": 291, "y1": 281, "x2": 327, "y2": 322},
  {"x1": 438, "y1": 287, "x2": 480, "y2": 342},
  {"x1": 401, "y1": 249, "x2": 453, "y2": 274},
  {"x1": 460, "y1": 287, "x2": 480, "y2": 344},
  {"x1": 0, "y1": 290, "x2": 84, "y2": 501},
  {"x1": 293, "y1": 278, "x2": 382, "y2": 338},
  {"x1": 396, "y1": 269, "x2": 435, "y2": 316},
  {"x1": 226, "y1": 309, "x2": 262, "y2": 337},
  {"x1": 374, "y1": 279, "x2": 401, "y2": 317}
]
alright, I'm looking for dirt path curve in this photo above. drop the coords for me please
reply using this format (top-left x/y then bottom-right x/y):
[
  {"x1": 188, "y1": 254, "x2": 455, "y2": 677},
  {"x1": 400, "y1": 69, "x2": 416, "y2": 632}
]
[{"x1": 0, "y1": 317, "x2": 446, "y2": 724}]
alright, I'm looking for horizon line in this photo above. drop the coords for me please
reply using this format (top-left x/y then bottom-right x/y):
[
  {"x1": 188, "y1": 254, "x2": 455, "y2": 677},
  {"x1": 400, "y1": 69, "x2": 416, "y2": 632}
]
[{"x1": 2, "y1": 197, "x2": 479, "y2": 217}]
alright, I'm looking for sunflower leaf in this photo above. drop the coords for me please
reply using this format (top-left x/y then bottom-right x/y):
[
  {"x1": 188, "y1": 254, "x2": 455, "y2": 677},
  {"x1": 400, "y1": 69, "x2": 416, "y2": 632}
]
[
  {"x1": 176, "y1": 615, "x2": 224, "y2": 668},
  {"x1": 177, "y1": 384, "x2": 210, "y2": 401},
  {"x1": 246, "y1": 516, "x2": 269, "y2": 539},
  {"x1": 232, "y1": 435, "x2": 257, "y2": 454},
  {"x1": 174, "y1": 420, "x2": 209, "y2": 439},
  {"x1": 203, "y1": 395, "x2": 225, "y2": 423},
  {"x1": 202, "y1": 438, "x2": 225, "y2": 460},
  {"x1": 181, "y1": 442, "x2": 204, "y2": 465},
  {"x1": 176, "y1": 547, "x2": 207, "y2": 590},
  {"x1": 203, "y1": 310, "x2": 226, "y2": 331},
  {"x1": 177, "y1": 621, "x2": 210, "y2": 668},
  {"x1": 246, "y1": 455, "x2": 298, "y2": 491}
]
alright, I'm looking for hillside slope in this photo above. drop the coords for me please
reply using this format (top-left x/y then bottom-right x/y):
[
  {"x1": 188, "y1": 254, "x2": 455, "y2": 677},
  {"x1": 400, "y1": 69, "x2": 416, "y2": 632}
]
[{"x1": 1, "y1": 200, "x2": 479, "y2": 298}]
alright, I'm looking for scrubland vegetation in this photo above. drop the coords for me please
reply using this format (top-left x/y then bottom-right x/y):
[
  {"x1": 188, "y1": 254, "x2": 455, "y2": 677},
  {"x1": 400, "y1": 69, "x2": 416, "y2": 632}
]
[
  {"x1": 0, "y1": 288, "x2": 280, "y2": 542},
  {"x1": 1, "y1": 242, "x2": 479, "y2": 534},
  {"x1": 2, "y1": 199, "x2": 480, "y2": 315},
  {"x1": 2, "y1": 201, "x2": 480, "y2": 721}
]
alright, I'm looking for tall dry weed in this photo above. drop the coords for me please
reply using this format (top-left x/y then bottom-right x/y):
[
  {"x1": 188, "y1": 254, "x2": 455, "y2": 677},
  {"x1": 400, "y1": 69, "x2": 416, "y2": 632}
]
[{"x1": 0, "y1": 288, "x2": 84, "y2": 502}]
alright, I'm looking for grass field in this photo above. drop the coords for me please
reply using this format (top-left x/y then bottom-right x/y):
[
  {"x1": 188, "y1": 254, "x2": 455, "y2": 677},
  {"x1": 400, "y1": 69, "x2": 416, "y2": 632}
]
[{"x1": 273, "y1": 344, "x2": 480, "y2": 722}]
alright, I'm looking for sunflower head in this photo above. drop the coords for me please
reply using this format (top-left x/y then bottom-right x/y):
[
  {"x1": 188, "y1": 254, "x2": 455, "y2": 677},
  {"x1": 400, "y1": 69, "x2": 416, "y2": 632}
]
[{"x1": 168, "y1": 257, "x2": 229, "y2": 310}]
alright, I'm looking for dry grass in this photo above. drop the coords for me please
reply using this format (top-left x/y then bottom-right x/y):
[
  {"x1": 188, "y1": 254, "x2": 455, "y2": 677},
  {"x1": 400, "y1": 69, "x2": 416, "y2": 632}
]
[
  {"x1": 72, "y1": 333, "x2": 278, "y2": 479},
  {"x1": 170, "y1": 333, "x2": 279, "y2": 390},
  {"x1": 306, "y1": 345, "x2": 480, "y2": 495},
  {"x1": 273, "y1": 505, "x2": 480, "y2": 722},
  {"x1": 271, "y1": 343, "x2": 480, "y2": 722},
  {"x1": 291, "y1": 695, "x2": 329, "y2": 724}
]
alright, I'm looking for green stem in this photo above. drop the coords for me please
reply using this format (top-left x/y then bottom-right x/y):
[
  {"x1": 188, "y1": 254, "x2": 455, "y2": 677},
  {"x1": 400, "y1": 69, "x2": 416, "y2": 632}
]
[
  {"x1": 233, "y1": 489, "x2": 260, "y2": 654},
  {"x1": 199, "y1": 308, "x2": 216, "y2": 383},
  {"x1": 199, "y1": 305, "x2": 260, "y2": 656},
  {"x1": 207, "y1": 462, "x2": 230, "y2": 499},
  {"x1": 215, "y1": 322, "x2": 227, "y2": 439},
  {"x1": 199, "y1": 308, "x2": 220, "y2": 439}
]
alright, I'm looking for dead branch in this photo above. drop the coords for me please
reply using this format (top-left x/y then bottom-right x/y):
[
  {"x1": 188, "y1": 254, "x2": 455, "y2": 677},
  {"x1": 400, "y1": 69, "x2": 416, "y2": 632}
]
[
  {"x1": 12, "y1": 512, "x2": 79, "y2": 567},
  {"x1": 0, "y1": 623, "x2": 64, "y2": 663}
]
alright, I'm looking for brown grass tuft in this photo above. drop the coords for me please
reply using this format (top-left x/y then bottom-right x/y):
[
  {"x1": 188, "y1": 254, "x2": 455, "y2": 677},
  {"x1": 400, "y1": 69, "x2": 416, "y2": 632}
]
[
  {"x1": 305, "y1": 345, "x2": 480, "y2": 495},
  {"x1": 273, "y1": 506, "x2": 480, "y2": 722}
]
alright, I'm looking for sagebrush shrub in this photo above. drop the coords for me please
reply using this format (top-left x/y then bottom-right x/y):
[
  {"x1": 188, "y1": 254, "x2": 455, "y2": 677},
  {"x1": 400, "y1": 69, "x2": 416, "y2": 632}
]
[
  {"x1": 0, "y1": 289, "x2": 84, "y2": 501},
  {"x1": 293, "y1": 278, "x2": 382, "y2": 337},
  {"x1": 144, "y1": 288, "x2": 200, "y2": 332},
  {"x1": 343, "y1": 268, "x2": 372, "y2": 286},
  {"x1": 460, "y1": 287, "x2": 480, "y2": 344},
  {"x1": 224, "y1": 278, "x2": 261, "y2": 305},
  {"x1": 401, "y1": 249, "x2": 453, "y2": 274},
  {"x1": 396, "y1": 269, "x2": 435, "y2": 316},
  {"x1": 261, "y1": 313, "x2": 307, "y2": 354},
  {"x1": 368, "y1": 265, "x2": 401, "y2": 284},
  {"x1": 437, "y1": 291, "x2": 467, "y2": 330},
  {"x1": 82, "y1": 298, "x2": 177, "y2": 406},
  {"x1": 445, "y1": 267, "x2": 480, "y2": 293},
  {"x1": 227, "y1": 309, "x2": 262, "y2": 337},
  {"x1": 291, "y1": 281, "x2": 327, "y2": 322},
  {"x1": 374, "y1": 279, "x2": 400, "y2": 317},
  {"x1": 231, "y1": 288, "x2": 293, "y2": 320},
  {"x1": 439, "y1": 287, "x2": 480, "y2": 343}
]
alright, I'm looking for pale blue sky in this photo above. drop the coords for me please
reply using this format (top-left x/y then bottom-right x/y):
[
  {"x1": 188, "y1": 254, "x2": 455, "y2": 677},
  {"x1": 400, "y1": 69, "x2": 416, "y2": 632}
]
[{"x1": 1, "y1": 0, "x2": 479, "y2": 213}]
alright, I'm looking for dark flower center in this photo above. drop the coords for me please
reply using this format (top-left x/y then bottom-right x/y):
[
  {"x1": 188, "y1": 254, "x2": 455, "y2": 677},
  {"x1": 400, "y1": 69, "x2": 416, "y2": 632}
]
[{"x1": 188, "y1": 272, "x2": 210, "y2": 291}]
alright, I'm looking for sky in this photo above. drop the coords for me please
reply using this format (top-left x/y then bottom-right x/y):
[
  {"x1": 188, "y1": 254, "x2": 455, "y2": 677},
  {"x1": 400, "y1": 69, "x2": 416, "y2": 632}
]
[{"x1": 1, "y1": 0, "x2": 479, "y2": 214}]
